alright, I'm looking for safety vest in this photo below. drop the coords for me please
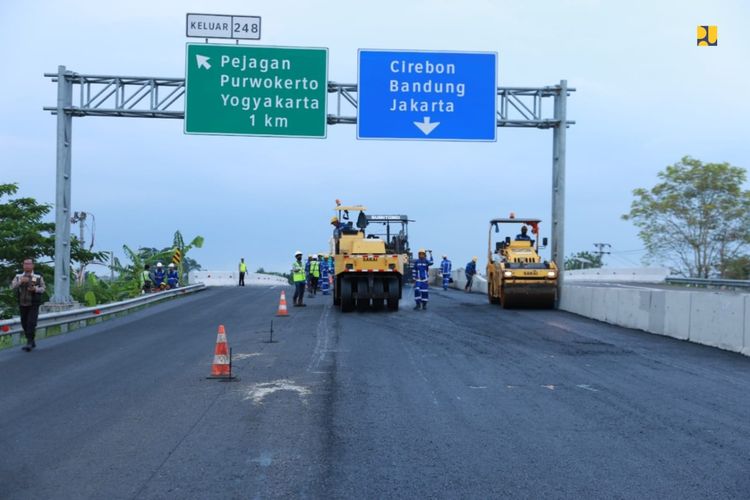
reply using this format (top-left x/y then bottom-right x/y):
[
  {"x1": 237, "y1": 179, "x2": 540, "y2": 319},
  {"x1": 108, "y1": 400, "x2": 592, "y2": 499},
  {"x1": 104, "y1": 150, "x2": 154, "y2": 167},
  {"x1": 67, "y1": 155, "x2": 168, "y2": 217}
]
[
  {"x1": 292, "y1": 260, "x2": 306, "y2": 282},
  {"x1": 141, "y1": 270, "x2": 151, "y2": 282},
  {"x1": 310, "y1": 261, "x2": 320, "y2": 278},
  {"x1": 239, "y1": 262, "x2": 247, "y2": 273}
]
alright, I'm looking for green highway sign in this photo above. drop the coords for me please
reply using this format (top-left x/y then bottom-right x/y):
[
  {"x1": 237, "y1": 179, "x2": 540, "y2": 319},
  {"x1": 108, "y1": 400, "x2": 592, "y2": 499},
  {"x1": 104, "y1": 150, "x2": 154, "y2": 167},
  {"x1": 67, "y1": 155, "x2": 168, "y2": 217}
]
[{"x1": 185, "y1": 43, "x2": 328, "y2": 138}]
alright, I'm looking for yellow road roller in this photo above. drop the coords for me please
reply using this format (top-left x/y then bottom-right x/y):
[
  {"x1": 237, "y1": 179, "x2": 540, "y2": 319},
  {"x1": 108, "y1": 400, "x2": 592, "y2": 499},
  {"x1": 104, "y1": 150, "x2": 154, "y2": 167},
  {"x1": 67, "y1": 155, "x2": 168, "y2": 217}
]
[
  {"x1": 331, "y1": 204, "x2": 404, "y2": 312},
  {"x1": 486, "y1": 216, "x2": 558, "y2": 308}
]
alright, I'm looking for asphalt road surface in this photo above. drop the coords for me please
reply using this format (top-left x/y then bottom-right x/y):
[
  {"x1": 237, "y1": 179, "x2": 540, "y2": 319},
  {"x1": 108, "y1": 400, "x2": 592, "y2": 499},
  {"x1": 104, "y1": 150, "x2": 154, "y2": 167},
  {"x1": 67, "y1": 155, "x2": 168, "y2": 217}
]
[{"x1": 1, "y1": 285, "x2": 748, "y2": 499}]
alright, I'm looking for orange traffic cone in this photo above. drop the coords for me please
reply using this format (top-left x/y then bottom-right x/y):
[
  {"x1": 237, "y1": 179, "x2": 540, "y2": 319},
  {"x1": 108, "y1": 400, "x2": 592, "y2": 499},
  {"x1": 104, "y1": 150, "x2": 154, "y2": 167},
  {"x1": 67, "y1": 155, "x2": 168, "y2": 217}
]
[
  {"x1": 276, "y1": 291, "x2": 289, "y2": 316},
  {"x1": 208, "y1": 325, "x2": 234, "y2": 379}
]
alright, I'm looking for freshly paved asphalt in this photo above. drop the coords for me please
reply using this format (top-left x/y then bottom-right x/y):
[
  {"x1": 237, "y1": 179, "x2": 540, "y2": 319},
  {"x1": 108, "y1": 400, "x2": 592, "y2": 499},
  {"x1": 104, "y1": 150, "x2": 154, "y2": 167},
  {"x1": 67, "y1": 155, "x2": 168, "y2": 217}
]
[{"x1": 1, "y1": 285, "x2": 748, "y2": 499}]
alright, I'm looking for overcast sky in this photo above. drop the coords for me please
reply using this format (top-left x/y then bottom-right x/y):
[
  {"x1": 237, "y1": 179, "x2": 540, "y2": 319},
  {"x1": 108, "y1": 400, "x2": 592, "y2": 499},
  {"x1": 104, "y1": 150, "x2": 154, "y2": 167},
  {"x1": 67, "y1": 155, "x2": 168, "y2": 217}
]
[{"x1": 2, "y1": 0, "x2": 748, "y2": 273}]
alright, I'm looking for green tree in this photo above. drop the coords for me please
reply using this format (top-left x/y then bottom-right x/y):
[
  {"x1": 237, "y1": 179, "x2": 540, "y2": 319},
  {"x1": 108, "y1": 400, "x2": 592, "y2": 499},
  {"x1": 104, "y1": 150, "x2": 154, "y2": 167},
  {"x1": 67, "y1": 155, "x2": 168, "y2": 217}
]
[
  {"x1": 623, "y1": 156, "x2": 750, "y2": 278},
  {"x1": 564, "y1": 251, "x2": 603, "y2": 270},
  {"x1": 171, "y1": 231, "x2": 204, "y2": 284},
  {"x1": 721, "y1": 255, "x2": 750, "y2": 280},
  {"x1": 0, "y1": 183, "x2": 54, "y2": 317}
]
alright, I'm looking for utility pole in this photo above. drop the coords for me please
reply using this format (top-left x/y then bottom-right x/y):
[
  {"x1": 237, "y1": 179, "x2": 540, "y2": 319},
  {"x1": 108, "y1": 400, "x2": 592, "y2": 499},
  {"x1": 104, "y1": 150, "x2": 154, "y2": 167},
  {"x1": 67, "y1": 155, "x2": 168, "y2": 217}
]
[{"x1": 593, "y1": 243, "x2": 611, "y2": 264}]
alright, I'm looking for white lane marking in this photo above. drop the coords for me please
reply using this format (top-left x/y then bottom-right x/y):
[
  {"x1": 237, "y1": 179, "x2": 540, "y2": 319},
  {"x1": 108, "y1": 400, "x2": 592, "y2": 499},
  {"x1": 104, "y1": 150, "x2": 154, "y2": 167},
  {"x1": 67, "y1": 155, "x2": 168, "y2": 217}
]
[
  {"x1": 307, "y1": 302, "x2": 333, "y2": 372},
  {"x1": 468, "y1": 385, "x2": 487, "y2": 389},
  {"x1": 233, "y1": 353, "x2": 263, "y2": 361},
  {"x1": 576, "y1": 384, "x2": 600, "y2": 392},
  {"x1": 243, "y1": 379, "x2": 311, "y2": 405},
  {"x1": 250, "y1": 451, "x2": 274, "y2": 467},
  {"x1": 542, "y1": 384, "x2": 556, "y2": 390}
]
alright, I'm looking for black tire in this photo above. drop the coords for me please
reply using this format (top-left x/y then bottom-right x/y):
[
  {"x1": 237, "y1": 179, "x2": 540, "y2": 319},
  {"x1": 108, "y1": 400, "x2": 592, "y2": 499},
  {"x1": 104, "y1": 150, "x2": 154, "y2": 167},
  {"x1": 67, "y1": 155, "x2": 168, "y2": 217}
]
[
  {"x1": 372, "y1": 278, "x2": 385, "y2": 311},
  {"x1": 333, "y1": 277, "x2": 341, "y2": 305},
  {"x1": 356, "y1": 278, "x2": 370, "y2": 312},
  {"x1": 384, "y1": 276, "x2": 399, "y2": 311},
  {"x1": 340, "y1": 277, "x2": 354, "y2": 312}
]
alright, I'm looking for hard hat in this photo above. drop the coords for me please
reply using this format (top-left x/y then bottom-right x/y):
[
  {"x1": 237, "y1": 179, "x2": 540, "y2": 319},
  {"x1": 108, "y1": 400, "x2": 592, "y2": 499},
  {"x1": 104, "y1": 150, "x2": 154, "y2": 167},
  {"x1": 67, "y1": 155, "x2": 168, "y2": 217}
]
[
  {"x1": 472, "y1": 256, "x2": 478, "y2": 261},
  {"x1": 312, "y1": 255, "x2": 318, "y2": 260},
  {"x1": 330, "y1": 216, "x2": 339, "y2": 223},
  {"x1": 295, "y1": 250, "x2": 302, "y2": 256},
  {"x1": 168, "y1": 263, "x2": 175, "y2": 268},
  {"x1": 443, "y1": 255, "x2": 447, "y2": 258},
  {"x1": 418, "y1": 248, "x2": 426, "y2": 254},
  {"x1": 156, "y1": 262, "x2": 163, "y2": 267}
]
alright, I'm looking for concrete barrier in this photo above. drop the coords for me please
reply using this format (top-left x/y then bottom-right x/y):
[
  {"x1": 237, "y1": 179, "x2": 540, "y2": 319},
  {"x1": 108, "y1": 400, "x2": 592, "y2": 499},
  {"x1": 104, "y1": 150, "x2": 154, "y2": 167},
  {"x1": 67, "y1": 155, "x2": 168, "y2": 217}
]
[
  {"x1": 561, "y1": 284, "x2": 750, "y2": 357},
  {"x1": 189, "y1": 271, "x2": 288, "y2": 287}
]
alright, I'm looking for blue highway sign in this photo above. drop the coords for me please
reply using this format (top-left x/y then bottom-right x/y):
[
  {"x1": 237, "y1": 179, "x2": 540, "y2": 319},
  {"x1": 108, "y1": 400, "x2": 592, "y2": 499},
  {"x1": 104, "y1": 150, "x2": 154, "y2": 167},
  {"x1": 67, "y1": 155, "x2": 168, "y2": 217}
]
[{"x1": 357, "y1": 50, "x2": 497, "y2": 141}]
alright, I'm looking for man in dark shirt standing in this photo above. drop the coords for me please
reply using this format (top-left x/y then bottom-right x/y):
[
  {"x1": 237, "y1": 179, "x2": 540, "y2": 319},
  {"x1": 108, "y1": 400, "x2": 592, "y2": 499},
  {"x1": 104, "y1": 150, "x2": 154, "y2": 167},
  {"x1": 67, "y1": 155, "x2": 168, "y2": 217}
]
[{"x1": 10, "y1": 258, "x2": 46, "y2": 352}]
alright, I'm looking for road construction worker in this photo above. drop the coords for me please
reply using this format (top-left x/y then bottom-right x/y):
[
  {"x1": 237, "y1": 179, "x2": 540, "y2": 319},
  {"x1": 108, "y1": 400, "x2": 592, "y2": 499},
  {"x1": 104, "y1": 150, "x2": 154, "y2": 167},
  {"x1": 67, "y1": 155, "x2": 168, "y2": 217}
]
[
  {"x1": 238, "y1": 257, "x2": 247, "y2": 286},
  {"x1": 141, "y1": 264, "x2": 152, "y2": 293},
  {"x1": 331, "y1": 216, "x2": 343, "y2": 238},
  {"x1": 327, "y1": 255, "x2": 335, "y2": 293},
  {"x1": 305, "y1": 255, "x2": 313, "y2": 297},
  {"x1": 292, "y1": 251, "x2": 307, "y2": 307},
  {"x1": 320, "y1": 254, "x2": 331, "y2": 295},
  {"x1": 153, "y1": 262, "x2": 166, "y2": 289},
  {"x1": 515, "y1": 225, "x2": 532, "y2": 241},
  {"x1": 167, "y1": 263, "x2": 179, "y2": 288},
  {"x1": 465, "y1": 257, "x2": 478, "y2": 292},
  {"x1": 309, "y1": 255, "x2": 320, "y2": 297},
  {"x1": 412, "y1": 249, "x2": 433, "y2": 310},
  {"x1": 440, "y1": 255, "x2": 452, "y2": 291}
]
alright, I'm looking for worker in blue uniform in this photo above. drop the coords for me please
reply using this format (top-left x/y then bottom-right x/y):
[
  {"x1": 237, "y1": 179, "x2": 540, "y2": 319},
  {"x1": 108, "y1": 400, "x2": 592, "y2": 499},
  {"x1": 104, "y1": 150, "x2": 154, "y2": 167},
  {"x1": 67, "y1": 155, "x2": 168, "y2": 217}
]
[
  {"x1": 440, "y1": 255, "x2": 452, "y2": 291},
  {"x1": 412, "y1": 248, "x2": 433, "y2": 310},
  {"x1": 515, "y1": 225, "x2": 532, "y2": 241},
  {"x1": 153, "y1": 262, "x2": 166, "y2": 289},
  {"x1": 320, "y1": 254, "x2": 330, "y2": 295},
  {"x1": 166, "y1": 263, "x2": 179, "y2": 288}
]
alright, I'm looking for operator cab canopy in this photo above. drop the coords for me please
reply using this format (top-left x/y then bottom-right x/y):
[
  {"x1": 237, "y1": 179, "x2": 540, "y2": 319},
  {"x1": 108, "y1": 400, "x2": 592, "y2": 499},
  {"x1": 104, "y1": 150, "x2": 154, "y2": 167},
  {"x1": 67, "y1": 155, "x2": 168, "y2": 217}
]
[
  {"x1": 334, "y1": 205, "x2": 370, "y2": 235},
  {"x1": 490, "y1": 218, "x2": 542, "y2": 248}
]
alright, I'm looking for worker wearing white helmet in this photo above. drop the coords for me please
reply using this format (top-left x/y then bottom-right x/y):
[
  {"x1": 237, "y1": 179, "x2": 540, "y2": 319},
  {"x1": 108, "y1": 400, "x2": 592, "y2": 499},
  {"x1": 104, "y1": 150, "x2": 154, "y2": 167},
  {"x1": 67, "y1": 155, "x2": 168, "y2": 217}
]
[
  {"x1": 309, "y1": 254, "x2": 320, "y2": 297},
  {"x1": 167, "y1": 262, "x2": 179, "y2": 289},
  {"x1": 291, "y1": 251, "x2": 307, "y2": 307},
  {"x1": 153, "y1": 262, "x2": 166, "y2": 288}
]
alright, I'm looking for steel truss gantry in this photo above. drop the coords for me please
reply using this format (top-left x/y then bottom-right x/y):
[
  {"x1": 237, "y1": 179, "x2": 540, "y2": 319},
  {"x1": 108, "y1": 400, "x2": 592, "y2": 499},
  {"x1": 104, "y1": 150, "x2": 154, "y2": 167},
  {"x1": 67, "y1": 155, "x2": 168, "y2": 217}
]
[
  {"x1": 44, "y1": 66, "x2": 574, "y2": 307},
  {"x1": 44, "y1": 70, "x2": 574, "y2": 129}
]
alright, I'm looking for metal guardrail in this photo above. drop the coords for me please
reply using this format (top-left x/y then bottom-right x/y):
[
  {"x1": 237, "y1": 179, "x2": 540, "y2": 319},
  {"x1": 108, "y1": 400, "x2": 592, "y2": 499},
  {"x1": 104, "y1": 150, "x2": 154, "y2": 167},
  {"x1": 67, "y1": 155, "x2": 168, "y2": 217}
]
[
  {"x1": 0, "y1": 284, "x2": 206, "y2": 337},
  {"x1": 666, "y1": 277, "x2": 750, "y2": 289}
]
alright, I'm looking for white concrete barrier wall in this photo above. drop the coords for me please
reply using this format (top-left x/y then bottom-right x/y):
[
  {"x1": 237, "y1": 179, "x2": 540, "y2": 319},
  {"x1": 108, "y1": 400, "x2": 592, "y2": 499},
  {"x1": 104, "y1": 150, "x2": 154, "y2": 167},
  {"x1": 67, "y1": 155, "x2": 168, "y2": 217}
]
[
  {"x1": 566, "y1": 267, "x2": 669, "y2": 283},
  {"x1": 189, "y1": 271, "x2": 288, "y2": 287},
  {"x1": 560, "y1": 284, "x2": 750, "y2": 357}
]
